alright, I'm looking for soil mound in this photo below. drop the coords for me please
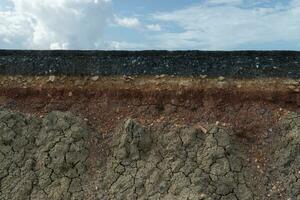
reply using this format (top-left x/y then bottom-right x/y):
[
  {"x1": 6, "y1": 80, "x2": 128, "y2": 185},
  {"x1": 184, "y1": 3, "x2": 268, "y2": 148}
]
[{"x1": 101, "y1": 120, "x2": 257, "y2": 200}]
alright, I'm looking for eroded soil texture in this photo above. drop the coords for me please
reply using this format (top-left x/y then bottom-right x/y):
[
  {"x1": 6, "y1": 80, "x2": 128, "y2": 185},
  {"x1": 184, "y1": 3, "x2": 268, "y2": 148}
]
[{"x1": 0, "y1": 107, "x2": 299, "y2": 200}]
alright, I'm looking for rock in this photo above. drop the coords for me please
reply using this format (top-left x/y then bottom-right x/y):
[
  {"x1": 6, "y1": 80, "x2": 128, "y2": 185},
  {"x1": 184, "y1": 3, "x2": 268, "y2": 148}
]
[
  {"x1": 114, "y1": 119, "x2": 152, "y2": 161},
  {"x1": 155, "y1": 74, "x2": 167, "y2": 79},
  {"x1": 218, "y1": 76, "x2": 225, "y2": 81},
  {"x1": 285, "y1": 80, "x2": 299, "y2": 86},
  {"x1": 91, "y1": 76, "x2": 99, "y2": 81},
  {"x1": 288, "y1": 85, "x2": 296, "y2": 90},
  {"x1": 48, "y1": 75, "x2": 55, "y2": 82},
  {"x1": 122, "y1": 75, "x2": 134, "y2": 81}
]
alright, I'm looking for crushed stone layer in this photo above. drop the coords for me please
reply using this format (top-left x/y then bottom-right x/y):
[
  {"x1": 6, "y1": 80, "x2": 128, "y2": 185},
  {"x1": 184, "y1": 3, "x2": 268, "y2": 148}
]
[{"x1": 0, "y1": 108, "x2": 300, "y2": 200}]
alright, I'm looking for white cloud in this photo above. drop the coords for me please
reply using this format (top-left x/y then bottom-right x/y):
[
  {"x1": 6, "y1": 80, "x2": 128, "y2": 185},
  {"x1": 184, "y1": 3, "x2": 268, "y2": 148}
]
[
  {"x1": 206, "y1": 0, "x2": 243, "y2": 6},
  {"x1": 150, "y1": 1, "x2": 300, "y2": 50},
  {"x1": 0, "y1": 0, "x2": 112, "y2": 49},
  {"x1": 115, "y1": 16, "x2": 141, "y2": 28},
  {"x1": 105, "y1": 40, "x2": 146, "y2": 50},
  {"x1": 50, "y1": 42, "x2": 69, "y2": 50},
  {"x1": 114, "y1": 16, "x2": 162, "y2": 32},
  {"x1": 146, "y1": 24, "x2": 161, "y2": 31},
  {"x1": 1, "y1": 0, "x2": 300, "y2": 50},
  {"x1": 0, "y1": 11, "x2": 34, "y2": 48}
]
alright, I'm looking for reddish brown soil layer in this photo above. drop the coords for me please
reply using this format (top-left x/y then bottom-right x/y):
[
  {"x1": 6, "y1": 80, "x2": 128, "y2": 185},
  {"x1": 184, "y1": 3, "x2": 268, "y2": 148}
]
[
  {"x1": 0, "y1": 76, "x2": 299, "y2": 170},
  {"x1": 0, "y1": 76, "x2": 299, "y2": 131}
]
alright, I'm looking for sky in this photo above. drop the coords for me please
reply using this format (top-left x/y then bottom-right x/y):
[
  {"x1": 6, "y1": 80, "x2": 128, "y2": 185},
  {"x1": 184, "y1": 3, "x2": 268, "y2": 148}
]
[{"x1": 0, "y1": 0, "x2": 300, "y2": 50}]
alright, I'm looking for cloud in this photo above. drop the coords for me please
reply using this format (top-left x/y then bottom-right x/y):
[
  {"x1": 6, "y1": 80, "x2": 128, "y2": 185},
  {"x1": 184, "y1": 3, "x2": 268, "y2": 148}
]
[
  {"x1": 206, "y1": 0, "x2": 243, "y2": 6},
  {"x1": 1, "y1": 0, "x2": 300, "y2": 50},
  {"x1": 114, "y1": 15, "x2": 161, "y2": 32},
  {"x1": 146, "y1": 24, "x2": 161, "y2": 31},
  {"x1": 0, "y1": 11, "x2": 34, "y2": 48},
  {"x1": 114, "y1": 16, "x2": 141, "y2": 28},
  {"x1": 49, "y1": 42, "x2": 69, "y2": 50},
  {"x1": 149, "y1": 1, "x2": 300, "y2": 50},
  {"x1": 0, "y1": 0, "x2": 112, "y2": 49},
  {"x1": 105, "y1": 40, "x2": 146, "y2": 50}
]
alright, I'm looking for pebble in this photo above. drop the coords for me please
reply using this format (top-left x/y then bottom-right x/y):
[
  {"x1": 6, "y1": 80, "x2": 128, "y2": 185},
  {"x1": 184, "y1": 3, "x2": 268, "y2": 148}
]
[
  {"x1": 218, "y1": 76, "x2": 225, "y2": 81},
  {"x1": 122, "y1": 75, "x2": 134, "y2": 81},
  {"x1": 48, "y1": 75, "x2": 55, "y2": 82},
  {"x1": 287, "y1": 85, "x2": 300, "y2": 92},
  {"x1": 155, "y1": 74, "x2": 167, "y2": 79},
  {"x1": 91, "y1": 76, "x2": 99, "y2": 81},
  {"x1": 288, "y1": 85, "x2": 296, "y2": 90},
  {"x1": 285, "y1": 80, "x2": 299, "y2": 86}
]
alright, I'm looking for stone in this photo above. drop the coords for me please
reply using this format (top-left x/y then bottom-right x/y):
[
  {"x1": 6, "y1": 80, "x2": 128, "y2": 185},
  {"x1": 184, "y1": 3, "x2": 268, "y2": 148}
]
[
  {"x1": 91, "y1": 76, "x2": 99, "y2": 81},
  {"x1": 48, "y1": 75, "x2": 55, "y2": 82}
]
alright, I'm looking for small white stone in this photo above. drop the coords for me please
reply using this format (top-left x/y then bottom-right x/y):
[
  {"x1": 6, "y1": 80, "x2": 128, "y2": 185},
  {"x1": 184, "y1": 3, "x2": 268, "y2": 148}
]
[
  {"x1": 48, "y1": 75, "x2": 55, "y2": 82},
  {"x1": 91, "y1": 76, "x2": 99, "y2": 81},
  {"x1": 218, "y1": 76, "x2": 225, "y2": 81},
  {"x1": 199, "y1": 193, "x2": 207, "y2": 199}
]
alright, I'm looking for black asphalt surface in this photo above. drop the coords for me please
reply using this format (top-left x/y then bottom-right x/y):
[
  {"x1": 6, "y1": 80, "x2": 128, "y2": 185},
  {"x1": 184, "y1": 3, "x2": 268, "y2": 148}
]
[{"x1": 0, "y1": 50, "x2": 299, "y2": 78}]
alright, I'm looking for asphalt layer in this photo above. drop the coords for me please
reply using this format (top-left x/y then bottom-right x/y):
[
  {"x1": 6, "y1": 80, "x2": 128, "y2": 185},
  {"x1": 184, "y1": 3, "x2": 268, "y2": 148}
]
[{"x1": 0, "y1": 50, "x2": 300, "y2": 78}]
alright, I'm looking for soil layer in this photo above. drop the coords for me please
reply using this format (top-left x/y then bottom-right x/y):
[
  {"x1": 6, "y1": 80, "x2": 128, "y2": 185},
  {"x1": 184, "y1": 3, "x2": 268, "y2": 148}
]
[{"x1": 0, "y1": 76, "x2": 300, "y2": 199}]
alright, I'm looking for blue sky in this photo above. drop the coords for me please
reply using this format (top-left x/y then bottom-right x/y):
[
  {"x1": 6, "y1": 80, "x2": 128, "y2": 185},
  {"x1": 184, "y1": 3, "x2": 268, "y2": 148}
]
[{"x1": 0, "y1": 0, "x2": 300, "y2": 50}]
